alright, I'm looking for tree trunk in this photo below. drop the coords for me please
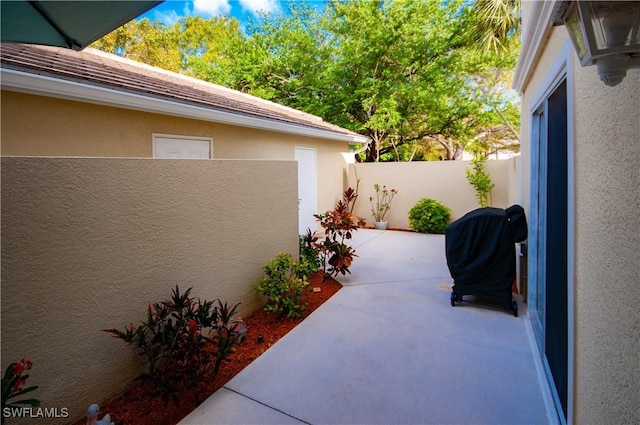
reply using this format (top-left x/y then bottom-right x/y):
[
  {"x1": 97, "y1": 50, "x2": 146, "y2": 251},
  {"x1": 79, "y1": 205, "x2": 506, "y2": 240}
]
[
  {"x1": 433, "y1": 135, "x2": 463, "y2": 160},
  {"x1": 365, "y1": 130, "x2": 385, "y2": 162}
]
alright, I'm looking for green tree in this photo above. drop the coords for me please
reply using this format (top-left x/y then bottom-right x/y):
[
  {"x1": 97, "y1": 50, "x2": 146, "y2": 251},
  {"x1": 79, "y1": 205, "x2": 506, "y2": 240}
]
[
  {"x1": 92, "y1": 18, "x2": 182, "y2": 72},
  {"x1": 92, "y1": 15, "x2": 244, "y2": 83},
  {"x1": 226, "y1": 3, "x2": 338, "y2": 112},
  {"x1": 227, "y1": 1, "x2": 491, "y2": 161},
  {"x1": 175, "y1": 16, "x2": 245, "y2": 84},
  {"x1": 324, "y1": 0, "x2": 485, "y2": 161},
  {"x1": 466, "y1": 154, "x2": 495, "y2": 207},
  {"x1": 465, "y1": 0, "x2": 522, "y2": 156},
  {"x1": 230, "y1": 0, "x2": 520, "y2": 162},
  {"x1": 92, "y1": 0, "x2": 521, "y2": 162},
  {"x1": 470, "y1": 0, "x2": 521, "y2": 54}
]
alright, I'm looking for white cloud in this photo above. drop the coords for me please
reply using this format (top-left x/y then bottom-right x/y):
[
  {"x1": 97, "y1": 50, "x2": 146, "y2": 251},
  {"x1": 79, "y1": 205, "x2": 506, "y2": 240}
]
[
  {"x1": 238, "y1": 0, "x2": 280, "y2": 15},
  {"x1": 152, "y1": 9, "x2": 181, "y2": 25},
  {"x1": 183, "y1": 2, "x2": 194, "y2": 16},
  {"x1": 193, "y1": 0, "x2": 232, "y2": 16}
]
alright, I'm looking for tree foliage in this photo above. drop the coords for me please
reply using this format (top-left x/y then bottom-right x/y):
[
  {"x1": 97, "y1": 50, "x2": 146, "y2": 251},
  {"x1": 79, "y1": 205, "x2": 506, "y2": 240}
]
[
  {"x1": 92, "y1": 15, "x2": 244, "y2": 83},
  {"x1": 470, "y1": 0, "x2": 521, "y2": 54},
  {"x1": 92, "y1": 0, "x2": 521, "y2": 161}
]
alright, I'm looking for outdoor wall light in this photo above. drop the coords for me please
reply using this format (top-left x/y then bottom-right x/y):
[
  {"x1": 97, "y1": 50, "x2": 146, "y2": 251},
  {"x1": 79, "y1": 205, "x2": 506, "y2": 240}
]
[{"x1": 552, "y1": 1, "x2": 640, "y2": 86}]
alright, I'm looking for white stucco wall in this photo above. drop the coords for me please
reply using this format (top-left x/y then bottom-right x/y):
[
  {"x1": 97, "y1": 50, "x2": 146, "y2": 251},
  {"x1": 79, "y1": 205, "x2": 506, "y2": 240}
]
[
  {"x1": 517, "y1": 4, "x2": 640, "y2": 422},
  {"x1": 572, "y1": 64, "x2": 639, "y2": 425},
  {"x1": 1, "y1": 157, "x2": 298, "y2": 424},
  {"x1": 347, "y1": 158, "x2": 520, "y2": 229}
]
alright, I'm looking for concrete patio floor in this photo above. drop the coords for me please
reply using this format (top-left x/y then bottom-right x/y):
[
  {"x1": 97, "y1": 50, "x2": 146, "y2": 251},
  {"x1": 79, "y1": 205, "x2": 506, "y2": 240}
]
[{"x1": 179, "y1": 229, "x2": 558, "y2": 424}]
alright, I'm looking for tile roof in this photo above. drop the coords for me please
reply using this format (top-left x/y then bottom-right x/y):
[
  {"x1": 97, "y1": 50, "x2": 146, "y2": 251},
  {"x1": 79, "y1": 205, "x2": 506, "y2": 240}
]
[{"x1": 0, "y1": 43, "x2": 365, "y2": 141}]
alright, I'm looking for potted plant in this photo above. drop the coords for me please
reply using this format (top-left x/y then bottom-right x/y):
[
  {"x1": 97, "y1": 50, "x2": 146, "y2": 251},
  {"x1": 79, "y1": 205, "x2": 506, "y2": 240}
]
[{"x1": 369, "y1": 184, "x2": 397, "y2": 230}]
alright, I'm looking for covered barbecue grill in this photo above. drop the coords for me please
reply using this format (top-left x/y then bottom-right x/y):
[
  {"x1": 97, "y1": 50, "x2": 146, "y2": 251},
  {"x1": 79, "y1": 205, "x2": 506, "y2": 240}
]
[{"x1": 445, "y1": 205, "x2": 527, "y2": 317}]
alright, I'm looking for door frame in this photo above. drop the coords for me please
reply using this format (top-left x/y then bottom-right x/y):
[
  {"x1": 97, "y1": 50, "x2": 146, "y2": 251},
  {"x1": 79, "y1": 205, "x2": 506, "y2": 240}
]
[
  {"x1": 294, "y1": 147, "x2": 318, "y2": 235},
  {"x1": 527, "y1": 40, "x2": 575, "y2": 425}
]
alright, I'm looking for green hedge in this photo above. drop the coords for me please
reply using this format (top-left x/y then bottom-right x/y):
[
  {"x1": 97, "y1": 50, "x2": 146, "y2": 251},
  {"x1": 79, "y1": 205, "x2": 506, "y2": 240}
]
[{"x1": 408, "y1": 198, "x2": 452, "y2": 234}]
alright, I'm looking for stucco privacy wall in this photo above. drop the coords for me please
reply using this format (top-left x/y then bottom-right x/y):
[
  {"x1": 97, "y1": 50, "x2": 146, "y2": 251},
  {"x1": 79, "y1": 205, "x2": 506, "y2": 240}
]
[
  {"x1": 347, "y1": 158, "x2": 520, "y2": 229},
  {"x1": 519, "y1": 18, "x2": 640, "y2": 424},
  {"x1": 1, "y1": 157, "x2": 298, "y2": 425},
  {"x1": 0, "y1": 91, "x2": 350, "y2": 216}
]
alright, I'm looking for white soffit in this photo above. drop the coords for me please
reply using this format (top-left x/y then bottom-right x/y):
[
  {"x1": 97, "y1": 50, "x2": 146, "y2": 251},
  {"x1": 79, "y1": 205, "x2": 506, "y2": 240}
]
[
  {"x1": 1, "y1": 68, "x2": 370, "y2": 145},
  {"x1": 513, "y1": 1, "x2": 557, "y2": 92}
]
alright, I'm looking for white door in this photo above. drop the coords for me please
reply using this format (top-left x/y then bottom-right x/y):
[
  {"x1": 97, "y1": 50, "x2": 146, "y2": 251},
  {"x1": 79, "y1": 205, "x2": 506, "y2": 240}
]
[
  {"x1": 295, "y1": 147, "x2": 317, "y2": 235},
  {"x1": 153, "y1": 135, "x2": 212, "y2": 159}
]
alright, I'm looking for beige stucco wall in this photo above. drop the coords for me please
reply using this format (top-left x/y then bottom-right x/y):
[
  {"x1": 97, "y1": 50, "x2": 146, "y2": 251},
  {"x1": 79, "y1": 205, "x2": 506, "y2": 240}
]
[
  {"x1": 347, "y1": 158, "x2": 519, "y2": 229},
  {"x1": 1, "y1": 157, "x2": 298, "y2": 424},
  {"x1": 519, "y1": 18, "x2": 640, "y2": 424},
  {"x1": 0, "y1": 90, "x2": 351, "y2": 215},
  {"x1": 572, "y1": 63, "x2": 639, "y2": 425}
]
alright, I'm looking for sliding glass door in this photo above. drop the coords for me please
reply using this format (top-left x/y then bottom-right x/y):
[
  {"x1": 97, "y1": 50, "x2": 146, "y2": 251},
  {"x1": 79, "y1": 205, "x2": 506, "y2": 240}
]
[{"x1": 530, "y1": 79, "x2": 569, "y2": 421}]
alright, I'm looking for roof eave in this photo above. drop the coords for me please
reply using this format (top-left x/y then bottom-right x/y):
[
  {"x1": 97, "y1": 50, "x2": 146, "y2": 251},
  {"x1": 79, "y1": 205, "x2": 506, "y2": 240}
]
[
  {"x1": 1, "y1": 68, "x2": 370, "y2": 145},
  {"x1": 512, "y1": 1, "x2": 557, "y2": 92}
]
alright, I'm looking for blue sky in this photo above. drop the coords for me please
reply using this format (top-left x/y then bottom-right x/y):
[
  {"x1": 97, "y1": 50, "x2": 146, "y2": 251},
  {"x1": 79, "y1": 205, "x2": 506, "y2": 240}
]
[{"x1": 140, "y1": 0, "x2": 325, "y2": 25}]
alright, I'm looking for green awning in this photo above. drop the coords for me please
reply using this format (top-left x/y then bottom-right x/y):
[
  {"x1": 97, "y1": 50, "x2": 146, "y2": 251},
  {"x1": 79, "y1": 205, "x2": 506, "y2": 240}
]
[{"x1": 1, "y1": 1, "x2": 163, "y2": 50}]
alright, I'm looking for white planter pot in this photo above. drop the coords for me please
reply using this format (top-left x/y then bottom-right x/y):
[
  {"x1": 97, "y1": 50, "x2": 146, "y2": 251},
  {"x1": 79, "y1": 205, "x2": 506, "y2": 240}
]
[{"x1": 373, "y1": 221, "x2": 388, "y2": 230}]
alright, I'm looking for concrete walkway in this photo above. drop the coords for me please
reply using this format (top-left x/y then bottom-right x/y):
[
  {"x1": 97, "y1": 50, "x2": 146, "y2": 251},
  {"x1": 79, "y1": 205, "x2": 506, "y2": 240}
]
[{"x1": 179, "y1": 230, "x2": 556, "y2": 425}]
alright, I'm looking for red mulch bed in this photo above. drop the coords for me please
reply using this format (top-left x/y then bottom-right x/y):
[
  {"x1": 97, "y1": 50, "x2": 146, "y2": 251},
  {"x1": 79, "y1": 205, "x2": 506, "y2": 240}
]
[{"x1": 76, "y1": 272, "x2": 341, "y2": 425}]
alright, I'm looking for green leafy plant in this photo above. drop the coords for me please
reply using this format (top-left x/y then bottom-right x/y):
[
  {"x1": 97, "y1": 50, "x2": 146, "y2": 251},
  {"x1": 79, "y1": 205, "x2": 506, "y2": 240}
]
[
  {"x1": 408, "y1": 198, "x2": 452, "y2": 234},
  {"x1": 254, "y1": 252, "x2": 310, "y2": 318},
  {"x1": 314, "y1": 188, "x2": 359, "y2": 279},
  {"x1": 1, "y1": 358, "x2": 40, "y2": 424},
  {"x1": 299, "y1": 228, "x2": 321, "y2": 276},
  {"x1": 104, "y1": 286, "x2": 240, "y2": 405},
  {"x1": 369, "y1": 184, "x2": 398, "y2": 222},
  {"x1": 466, "y1": 155, "x2": 495, "y2": 207},
  {"x1": 349, "y1": 166, "x2": 361, "y2": 215}
]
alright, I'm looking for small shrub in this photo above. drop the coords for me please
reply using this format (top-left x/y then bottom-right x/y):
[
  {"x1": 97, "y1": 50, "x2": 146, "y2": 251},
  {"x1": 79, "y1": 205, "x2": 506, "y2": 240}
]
[
  {"x1": 254, "y1": 252, "x2": 309, "y2": 318},
  {"x1": 104, "y1": 286, "x2": 240, "y2": 405},
  {"x1": 299, "y1": 228, "x2": 321, "y2": 277},
  {"x1": 314, "y1": 188, "x2": 359, "y2": 279},
  {"x1": 408, "y1": 198, "x2": 452, "y2": 234},
  {"x1": 466, "y1": 155, "x2": 495, "y2": 207}
]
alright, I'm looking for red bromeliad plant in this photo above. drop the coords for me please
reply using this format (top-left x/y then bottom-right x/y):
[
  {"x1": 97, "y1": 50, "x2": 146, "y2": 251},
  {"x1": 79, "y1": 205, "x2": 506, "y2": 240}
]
[
  {"x1": 1, "y1": 358, "x2": 40, "y2": 424},
  {"x1": 104, "y1": 286, "x2": 240, "y2": 406},
  {"x1": 314, "y1": 188, "x2": 359, "y2": 280}
]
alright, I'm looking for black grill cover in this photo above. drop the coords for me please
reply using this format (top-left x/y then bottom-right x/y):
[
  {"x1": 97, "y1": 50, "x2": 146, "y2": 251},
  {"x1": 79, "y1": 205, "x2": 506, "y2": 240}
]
[
  {"x1": 506, "y1": 204, "x2": 528, "y2": 243},
  {"x1": 445, "y1": 205, "x2": 527, "y2": 302}
]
